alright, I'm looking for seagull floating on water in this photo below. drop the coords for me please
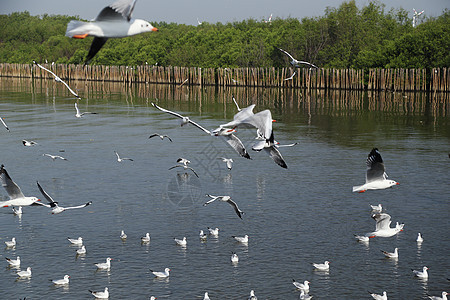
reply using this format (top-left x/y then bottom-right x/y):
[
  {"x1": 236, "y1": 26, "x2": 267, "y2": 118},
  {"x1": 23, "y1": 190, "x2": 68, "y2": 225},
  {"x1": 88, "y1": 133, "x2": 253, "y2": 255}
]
[
  {"x1": 114, "y1": 151, "x2": 133, "y2": 162},
  {"x1": 0, "y1": 165, "x2": 40, "y2": 207},
  {"x1": 312, "y1": 261, "x2": 330, "y2": 271},
  {"x1": 366, "y1": 213, "x2": 404, "y2": 238},
  {"x1": 248, "y1": 290, "x2": 258, "y2": 300},
  {"x1": 12, "y1": 206, "x2": 22, "y2": 216},
  {"x1": 5, "y1": 237, "x2": 16, "y2": 247},
  {"x1": 150, "y1": 267, "x2": 170, "y2": 278},
  {"x1": 76, "y1": 245, "x2": 87, "y2": 255},
  {"x1": 278, "y1": 48, "x2": 319, "y2": 69},
  {"x1": 428, "y1": 291, "x2": 448, "y2": 300},
  {"x1": 203, "y1": 292, "x2": 210, "y2": 300},
  {"x1": 354, "y1": 234, "x2": 369, "y2": 243},
  {"x1": 120, "y1": 230, "x2": 127, "y2": 240},
  {"x1": 17, "y1": 267, "x2": 32, "y2": 278},
  {"x1": 89, "y1": 287, "x2": 109, "y2": 299},
  {"x1": 232, "y1": 235, "x2": 249, "y2": 243},
  {"x1": 204, "y1": 194, "x2": 244, "y2": 219},
  {"x1": 199, "y1": 230, "x2": 207, "y2": 241},
  {"x1": 67, "y1": 237, "x2": 83, "y2": 245},
  {"x1": 353, "y1": 148, "x2": 399, "y2": 193},
  {"x1": 292, "y1": 279, "x2": 310, "y2": 293},
  {"x1": 141, "y1": 233, "x2": 150, "y2": 243},
  {"x1": 381, "y1": 248, "x2": 398, "y2": 258},
  {"x1": 95, "y1": 257, "x2": 112, "y2": 270},
  {"x1": 412, "y1": 266, "x2": 428, "y2": 279},
  {"x1": 51, "y1": 275, "x2": 70, "y2": 285},
  {"x1": 66, "y1": 0, "x2": 158, "y2": 64},
  {"x1": 208, "y1": 227, "x2": 219, "y2": 236},
  {"x1": 36, "y1": 181, "x2": 92, "y2": 214},
  {"x1": 75, "y1": 102, "x2": 97, "y2": 118},
  {"x1": 22, "y1": 140, "x2": 38, "y2": 147},
  {"x1": 417, "y1": 233, "x2": 424, "y2": 243},
  {"x1": 33, "y1": 61, "x2": 80, "y2": 98},
  {"x1": 1, "y1": 117, "x2": 10, "y2": 131},
  {"x1": 149, "y1": 133, "x2": 172, "y2": 142},
  {"x1": 231, "y1": 252, "x2": 239, "y2": 263},
  {"x1": 369, "y1": 291, "x2": 387, "y2": 300},
  {"x1": 174, "y1": 237, "x2": 187, "y2": 247},
  {"x1": 5, "y1": 256, "x2": 20, "y2": 267}
]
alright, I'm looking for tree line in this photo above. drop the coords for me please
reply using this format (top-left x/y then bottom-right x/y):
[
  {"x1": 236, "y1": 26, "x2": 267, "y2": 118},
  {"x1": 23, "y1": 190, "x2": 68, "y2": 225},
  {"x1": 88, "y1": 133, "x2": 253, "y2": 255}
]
[{"x1": 0, "y1": 1, "x2": 448, "y2": 69}]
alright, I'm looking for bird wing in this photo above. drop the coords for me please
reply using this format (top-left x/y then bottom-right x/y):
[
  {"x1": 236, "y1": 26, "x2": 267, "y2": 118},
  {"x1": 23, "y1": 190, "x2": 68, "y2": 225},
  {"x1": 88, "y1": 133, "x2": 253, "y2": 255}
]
[
  {"x1": 33, "y1": 61, "x2": 58, "y2": 78},
  {"x1": 219, "y1": 134, "x2": 251, "y2": 159},
  {"x1": 372, "y1": 213, "x2": 392, "y2": 231},
  {"x1": 74, "y1": 103, "x2": 81, "y2": 115},
  {"x1": 96, "y1": 0, "x2": 136, "y2": 21},
  {"x1": 365, "y1": 148, "x2": 386, "y2": 182},
  {"x1": 264, "y1": 145, "x2": 288, "y2": 169},
  {"x1": 36, "y1": 181, "x2": 57, "y2": 205},
  {"x1": 1, "y1": 117, "x2": 10, "y2": 131},
  {"x1": 203, "y1": 195, "x2": 218, "y2": 205},
  {"x1": 187, "y1": 119, "x2": 211, "y2": 135},
  {"x1": 226, "y1": 198, "x2": 244, "y2": 219},
  {"x1": 186, "y1": 166, "x2": 199, "y2": 177},
  {"x1": 245, "y1": 109, "x2": 273, "y2": 140},
  {"x1": 0, "y1": 165, "x2": 24, "y2": 199},
  {"x1": 275, "y1": 142, "x2": 298, "y2": 148},
  {"x1": 278, "y1": 48, "x2": 295, "y2": 61},
  {"x1": 164, "y1": 135, "x2": 173, "y2": 142},
  {"x1": 297, "y1": 61, "x2": 319, "y2": 69},
  {"x1": 85, "y1": 37, "x2": 108, "y2": 64},
  {"x1": 64, "y1": 201, "x2": 92, "y2": 210},
  {"x1": 220, "y1": 104, "x2": 256, "y2": 128},
  {"x1": 152, "y1": 103, "x2": 185, "y2": 119},
  {"x1": 231, "y1": 94, "x2": 241, "y2": 111},
  {"x1": 148, "y1": 134, "x2": 159, "y2": 139},
  {"x1": 59, "y1": 80, "x2": 80, "y2": 98}
]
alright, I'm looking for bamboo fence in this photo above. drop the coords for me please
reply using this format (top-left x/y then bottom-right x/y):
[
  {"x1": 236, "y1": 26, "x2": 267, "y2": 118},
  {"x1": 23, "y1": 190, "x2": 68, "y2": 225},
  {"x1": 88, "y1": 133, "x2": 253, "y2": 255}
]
[{"x1": 0, "y1": 63, "x2": 448, "y2": 92}]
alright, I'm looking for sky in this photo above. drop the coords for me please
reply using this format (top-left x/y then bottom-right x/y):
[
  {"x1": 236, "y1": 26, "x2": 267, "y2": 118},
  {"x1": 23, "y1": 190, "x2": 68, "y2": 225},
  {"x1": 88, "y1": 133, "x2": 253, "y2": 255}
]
[{"x1": 0, "y1": 0, "x2": 448, "y2": 26}]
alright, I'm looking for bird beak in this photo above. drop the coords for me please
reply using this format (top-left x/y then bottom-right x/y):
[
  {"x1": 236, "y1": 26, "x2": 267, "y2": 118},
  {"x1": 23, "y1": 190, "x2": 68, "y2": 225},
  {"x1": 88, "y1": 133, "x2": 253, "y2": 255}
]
[
  {"x1": 152, "y1": 27, "x2": 158, "y2": 32},
  {"x1": 396, "y1": 182, "x2": 400, "y2": 185}
]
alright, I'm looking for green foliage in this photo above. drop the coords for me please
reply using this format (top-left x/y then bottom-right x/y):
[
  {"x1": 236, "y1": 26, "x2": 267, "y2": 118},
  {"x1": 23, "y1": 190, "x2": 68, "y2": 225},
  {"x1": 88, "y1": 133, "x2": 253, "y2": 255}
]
[{"x1": 0, "y1": 4, "x2": 448, "y2": 68}]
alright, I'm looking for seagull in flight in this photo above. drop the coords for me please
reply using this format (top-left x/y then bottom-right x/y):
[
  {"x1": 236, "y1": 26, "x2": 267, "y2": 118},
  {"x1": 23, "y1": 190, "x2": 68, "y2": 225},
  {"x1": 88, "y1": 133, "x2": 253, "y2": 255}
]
[
  {"x1": 0, "y1": 165, "x2": 40, "y2": 207},
  {"x1": 1, "y1": 117, "x2": 10, "y2": 131},
  {"x1": 149, "y1": 133, "x2": 172, "y2": 142},
  {"x1": 365, "y1": 213, "x2": 404, "y2": 238},
  {"x1": 66, "y1": 0, "x2": 158, "y2": 64},
  {"x1": 284, "y1": 71, "x2": 296, "y2": 81},
  {"x1": 22, "y1": 140, "x2": 38, "y2": 147},
  {"x1": 169, "y1": 158, "x2": 199, "y2": 177},
  {"x1": 353, "y1": 148, "x2": 399, "y2": 192},
  {"x1": 35, "y1": 181, "x2": 92, "y2": 214},
  {"x1": 43, "y1": 154, "x2": 68, "y2": 161},
  {"x1": 218, "y1": 157, "x2": 233, "y2": 170},
  {"x1": 114, "y1": 151, "x2": 133, "y2": 162},
  {"x1": 204, "y1": 194, "x2": 244, "y2": 219},
  {"x1": 152, "y1": 102, "x2": 210, "y2": 132},
  {"x1": 278, "y1": 48, "x2": 319, "y2": 69},
  {"x1": 33, "y1": 61, "x2": 81, "y2": 99},
  {"x1": 75, "y1": 103, "x2": 97, "y2": 118}
]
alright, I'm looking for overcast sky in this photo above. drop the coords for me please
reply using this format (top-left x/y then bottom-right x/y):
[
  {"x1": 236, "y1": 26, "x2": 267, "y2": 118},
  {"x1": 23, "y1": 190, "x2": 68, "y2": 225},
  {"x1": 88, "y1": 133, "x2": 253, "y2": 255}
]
[{"x1": 1, "y1": 0, "x2": 448, "y2": 25}]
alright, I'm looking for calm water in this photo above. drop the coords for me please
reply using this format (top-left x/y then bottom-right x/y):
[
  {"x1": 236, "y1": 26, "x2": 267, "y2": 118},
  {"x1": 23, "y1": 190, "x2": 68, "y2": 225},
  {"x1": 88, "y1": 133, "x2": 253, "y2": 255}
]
[{"x1": 0, "y1": 78, "x2": 449, "y2": 299}]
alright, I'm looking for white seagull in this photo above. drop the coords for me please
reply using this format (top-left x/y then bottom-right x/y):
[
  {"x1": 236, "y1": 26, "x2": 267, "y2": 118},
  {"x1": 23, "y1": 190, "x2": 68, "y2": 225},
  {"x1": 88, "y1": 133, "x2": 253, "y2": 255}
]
[
  {"x1": 169, "y1": 158, "x2": 199, "y2": 177},
  {"x1": 75, "y1": 102, "x2": 97, "y2": 118},
  {"x1": 152, "y1": 102, "x2": 209, "y2": 130},
  {"x1": 203, "y1": 292, "x2": 210, "y2": 300},
  {"x1": 354, "y1": 234, "x2": 369, "y2": 243},
  {"x1": 381, "y1": 248, "x2": 398, "y2": 258},
  {"x1": 412, "y1": 266, "x2": 429, "y2": 279},
  {"x1": 417, "y1": 233, "x2": 424, "y2": 243},
  {"x1": 299, "y1": 290, "x2": 313, "y2": 300},
  {"x1": 312, "y1": 261, "x2": 330, "y2": 271},
  {"x1": 231, "y1": 252, "x2": 239, "y2": 263},
  {"x1": 67, "y1": 237, "x2": 83, "y2": 245},
  {"x1": 1, "y1": 116, "x2": 10, "y2": 131},
  {"x1": 36, "y1": 181, "x2": 92, "y2": 214},
  {"x1": 252, "y1": 133, "x2": 288, "y2": 168},
  {"x1": 174, "y1": 237, "x2": 187, "y2": 247},
  {"x1": 204, "y1": 194, "x2": 244, "y2": 219},
  {"x1": 95, "y1": 257, "x2": 112, "y2": 270},
  {"x1": 149, "y1": 133, "x2": 172, "y2": 142},
  {"x1": 43, "y1": 154, "x2": 68, "y2": 161},
  {"x1": 89, "y1": 287, "x2": 109, "y2": 299},
  {"x1": 208, "y1": 227, "x2": 219, "y2": 236},
  {"x1": 0, "y1": 165, "x2": 40, "y2": 207},
  {"x1": 232, "y1": 235, "x2": 249, "y2": 243},
  {"x1": 22, "y1": 140, "x2": 38, "y2": 146},
  {"x1": 369, "y1": 291, "x2": 387, "y2": 300},
  {"x1": 5, "y1": 256, "x2": 20, "y2": 267},
  {"x1": 248, "y1": 290, "x2": 258, "y2": 300},
  {"x1": 353, "y1": 148, "x2": 399, "y2": 193},
  {"x1": 66, "y1": 0, "x2": 158, "y2": 64},
  {"x1": 370, "y1": 204, "x2": 383, "y2": 212},
  {"x1": 218, "y1": 157, "x2": 233, "y2": 170},
  {"x1": 12, "y1": 206, "x2": 22, "y2": 216},
  {"x1": 17, "y1": 267, "x2": 32, "y2": 278},
  {"x1": 292, "y1": 279, "x2": 310, "y2": 293},
  {"x1": 33, "y1": 61, "x2": 80, "y2": 98},
  {"x1": 199, "y1": 230, "x2": 207, "y2": 241},
  {"x1": 150, "y1": 267, "x2": 170, "y2": 278},
  {"x1": 52, "y1": 275, "x2": 70, "y2": 285},
  {"x1": 428, "y1": 291, "x2": 448, "y2": 300},
  {"x1": 5, "y1": 237, "x2": 16, "y2": 247},
  {"x1": 114, "y1": 151, "x2": 133, "y2": 162},
  {"x1": 141, "y1": 233, "x2": 150, "y2": 243},
  {"x1": 120, "y1": 230, "x2": 127, "y2": 240},
  {"x1": 366, "y1": 213, "x2": 404, "y2": 238},
  {"x1": 284, "y1": 71, "x2": 296, "y2": 81},
  {"x1": 77, "y1": 245, "x2": 87, "y2": 255},
  {"x1": 278, "y1": 48, "x2": 319, "y2": 69}
]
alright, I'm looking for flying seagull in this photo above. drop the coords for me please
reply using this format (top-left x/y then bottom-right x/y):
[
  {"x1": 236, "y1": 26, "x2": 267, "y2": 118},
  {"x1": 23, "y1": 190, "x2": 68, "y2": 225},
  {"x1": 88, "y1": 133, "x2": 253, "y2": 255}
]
[
  {"x1": 35, "y1": 181, "x2": 92, "y2": 214},
  {"x1": 66, "y1": 0, "x2": 158, "y2": 64},
  {"x1": 22, "y1": 140, "x2": 38, "y2": 146},
  {"x1": 218, "y1": 157, "x2": 233, "y2": 170},
  {"x1": 365, "y1": 213, "x2": 404, "y2": 238},
  {"x1": 152, "y1": 102, "x2": 211, "y2": 132},
  {"x1": 204, "y1": 194, "x2": 244, "y2": 219},
  {"x1": 75, "y1": 103, "x2": 97, "y2": 118},
  {"x1": 0, "y1": 165, "x2": 40, "y2": 207},
  {"x1": 114, "y1": 151, "x2": 133, "y2": 162},
  {"x1": 149, "y1": 133, "x2": 172, "y2": 142},
  {"x1": 33, "y1": 61, "x2": 81, "y2": 99},
  {"x1": 278, "y1": 48, "x2": 319, "y2": 69},
  {"x1": 43, "y1": 154, "x2": 68, "y2": 161},
  {"x1": 169, "y1": 163, "x2": 199, "y2": 177}
]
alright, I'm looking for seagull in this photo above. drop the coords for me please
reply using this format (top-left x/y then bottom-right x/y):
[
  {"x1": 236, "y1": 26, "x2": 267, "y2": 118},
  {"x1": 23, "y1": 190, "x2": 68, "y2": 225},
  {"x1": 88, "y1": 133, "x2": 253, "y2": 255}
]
[
  {"x1": 141, "y1": 233, "x2": 150, "y2": 243},
  {"x1": 428, "y1": 291, "x2": 448, "y2": 300},
  {"x1": 114, "y1": 151, "x2": 133, "y2": 162},
  {"x1": 5, "y1": 256, "x2": 20, "y2": 267},
  {"x1": 204, "y1": 194, "x2": 244, "y2": 219},
  {"x1": 22, "y1": 140, "x2": 38, "y2": 146},
  {"x1": 417, "y1": 233, "x2": 424, "y2": 243},
  {"x1": 370, "y1": 204, "x2": 383, "y2": 212},
  {"x1": 67, "y1": 237, "x2": 83, "y2": 245},
  {"x1": 197, "y1": 18, "x2": 203, "y2": 26},
  {"x1": 76, "y1": 245, "x2": 87, "y2": 255},
  {"x1": 369, "y1": 291, "x2": 387, "y2": 300},
  {"x1": 43, "y1": 154, "x2": 67, "y2": 161},
  {"x1": 293, "y1": 279, "x2": 310, "y2": 293},
  {"x1": 312, "y1": 261, "x2": 330, "y2": 271},
  {"x1": 354, "y1": 234, "x2": 369, "y2": 243},
  {"x1": 5, "y1": 237, "x2": 16, "y2": 247},
  {"x1": 17, "y1": 267, "x2": 32, "y2": 278},
  {"x1": 36, "y1": 181, "x2": 92, "y2": 214},
  {"x1": 208, "y1": 227, "x2": 219, "y2": 236},
  {"x1": 66, "y1": 0, "x2": 158, "y2": 64},
  {"x1": 149, "y1": 133, "x2": 172, "y2": 142},
  {"x1": 120, "y1": 230, "x2": 127, "y2": 240},
  {"x1": 95, "y1": 257, "x2": 112, "y2": 270},
  {"x1": 231, "y1": 252, "x2": 239, "y2": 263},
  {"x1": 75, "y1": 102, "x2": 97, "y2": 118},
  {"x1": 169, "y1": 164, "x2": 199, "y2": 177},
  {"x1": 278, "y1": 48, "x2": 319, "y2": 69},
  {"x1": 381, "y1": 248, "x2": 398, "y2": 258},
  {"x1": 366, "y1": 213, "x2": 404, "y2": 238},
  {"x1": 1, "y1": 116, "x2": 10, "y2": 131},
  {"x1": 174, "y1": 237, "x2": 187, "y2": 247},
  {"x1": 253, "y1": 133, "x2": 288, "y2": 169},
  {"x1": 218, "y1": 157, "x2": 233, "y2": 170},
  {"x1": 33, "y1": 61, "x2": 80, "y2": 98},
  {"x1": 248, "y1": 290, "x2": 258, "y2": 300},
  {"x1": 299, "y1": 290, "x2": 313, "y2": 300},
  {"x1": 284, "y1": 71, "x2": 296, "y2": 81},
  {"x1": 51, "y1": 275, "x2": 70, "y2": 285},
  {"x1": 150, "y1": 267, "x2": 170, "y2": 278},
  {"x1": 152, "y1": 102, "x2": 210, "y2": 131},
  {"x1": 232, "y1": 235, "x2": 249, "y2": 243},
  {"x1": 0, "y1": 165, "x2": 40, "y2": 207},
  {"x1": 89, "y1": 287, "x2": 109, "y2": 299},
  {"x1": 412, "y1": 266, "x2": 429, "y2": 279},
  {"x1": 352, "y1": 148, "x2": 399, "y2": 193},
  {"x1": 199, "y1": 230, "x2": 207, "y2": 241},
  {"x1": 203, "y1": 292, "x2": 210, "y2": 300},
  {"x1": 12, "y1": 206, "x2": 22, "y2": 216}
]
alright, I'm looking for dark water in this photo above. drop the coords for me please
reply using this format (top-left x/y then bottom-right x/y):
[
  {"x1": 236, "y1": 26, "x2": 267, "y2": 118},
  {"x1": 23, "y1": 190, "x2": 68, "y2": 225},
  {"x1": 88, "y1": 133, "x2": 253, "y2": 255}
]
[{"x1": 0, "y1": 78, "x2": 449, "y2": 299}]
